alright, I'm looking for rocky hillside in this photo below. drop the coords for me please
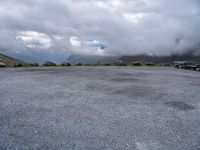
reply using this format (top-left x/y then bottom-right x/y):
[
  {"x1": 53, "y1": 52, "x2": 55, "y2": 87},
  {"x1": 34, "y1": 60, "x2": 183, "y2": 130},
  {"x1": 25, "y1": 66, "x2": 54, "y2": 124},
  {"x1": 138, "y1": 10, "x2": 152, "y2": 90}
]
[{"x1": 0, "y1": 53, "x2": 27, "y2": 67}]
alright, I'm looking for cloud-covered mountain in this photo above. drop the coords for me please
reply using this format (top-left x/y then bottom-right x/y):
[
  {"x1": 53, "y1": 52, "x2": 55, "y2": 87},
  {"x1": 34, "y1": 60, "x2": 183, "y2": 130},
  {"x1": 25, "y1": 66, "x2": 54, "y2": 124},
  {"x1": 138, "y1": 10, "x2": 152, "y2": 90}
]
[
  {"x1": 67, "y1": 55, "x2": 120, "y2": 65},
  {"x1": 1, "y1": 49, "x2": 71, "y2": 64},
  {"x1": 0, "y1": 0, "x2": 200, "y2": 59}
]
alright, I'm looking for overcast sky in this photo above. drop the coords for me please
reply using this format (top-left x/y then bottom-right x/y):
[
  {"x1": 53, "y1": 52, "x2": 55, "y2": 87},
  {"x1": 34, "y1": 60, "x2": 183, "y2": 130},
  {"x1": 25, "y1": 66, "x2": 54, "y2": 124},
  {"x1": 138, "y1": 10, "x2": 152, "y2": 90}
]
[{"x1": 0, "y1": 0, "x2": 200, "y2": 60}]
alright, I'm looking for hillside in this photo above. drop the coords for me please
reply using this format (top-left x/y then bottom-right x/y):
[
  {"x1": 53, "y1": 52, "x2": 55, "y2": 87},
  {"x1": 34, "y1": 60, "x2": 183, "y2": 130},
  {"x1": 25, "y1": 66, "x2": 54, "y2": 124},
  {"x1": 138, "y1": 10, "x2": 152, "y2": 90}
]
[
  {"x1": 67, "y1": 54, "x2": 200, "y2": 65},
  {"x1": 119, "y1": 55, "x2": 200, "y2": 64},
  {"x1": 0, "y1": 53, "x2": 27, "y2": 67}
]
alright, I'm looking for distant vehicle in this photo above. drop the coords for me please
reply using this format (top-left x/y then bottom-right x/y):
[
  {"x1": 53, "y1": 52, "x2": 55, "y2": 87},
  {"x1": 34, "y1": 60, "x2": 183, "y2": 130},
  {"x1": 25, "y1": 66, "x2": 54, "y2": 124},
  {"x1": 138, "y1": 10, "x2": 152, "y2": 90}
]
[
  {"x1": 185, "y1": 64, "x2": 198, "y2": 70},
  {"x1": 196, "y1": 64, "x2": 200, "y2": 71},
  {"x1": 174, "y1": 61, "x2": 200, "y2": 71},
  {"x1": 174, "y1": 61, "x2": 192, "y2": 69},
  {"x1": 0, "y1": 62, "x2": 6, "y2": 67}
]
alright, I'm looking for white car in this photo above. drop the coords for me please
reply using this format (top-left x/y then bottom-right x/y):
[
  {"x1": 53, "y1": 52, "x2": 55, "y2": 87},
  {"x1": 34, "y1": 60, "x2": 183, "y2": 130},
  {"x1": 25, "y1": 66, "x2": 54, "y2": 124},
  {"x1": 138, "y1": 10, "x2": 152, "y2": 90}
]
[{"x1": 0, "y1": 62, "x2": 6, "y2": 67}]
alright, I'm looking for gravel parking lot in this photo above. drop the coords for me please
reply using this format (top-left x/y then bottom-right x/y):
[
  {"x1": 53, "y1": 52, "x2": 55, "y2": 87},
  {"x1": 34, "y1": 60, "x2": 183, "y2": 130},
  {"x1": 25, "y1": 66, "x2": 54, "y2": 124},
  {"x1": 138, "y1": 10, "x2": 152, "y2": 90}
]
[{"x1": 0, "y1": 67, "x2": 200, "y2": 150}]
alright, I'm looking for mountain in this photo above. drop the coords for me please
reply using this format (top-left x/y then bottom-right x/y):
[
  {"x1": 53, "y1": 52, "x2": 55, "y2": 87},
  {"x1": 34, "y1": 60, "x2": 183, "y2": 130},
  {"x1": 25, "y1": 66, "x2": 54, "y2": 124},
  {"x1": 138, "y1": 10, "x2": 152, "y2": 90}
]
[
  {"x1": 2, "y1": 50, "x2": 71, "y2": 64},
  {"x1": 0, "y1": 53, "x2": 27, "y2": 67},
  {"x1": 67, "y1": 55, "x2": 121, "y2": 64},
  {"x1": 67, "y1": 54, "x2": 200, "y2": 65},
  {"x1": 119, "y1": 55, "x2": 200, "y2": 64}
]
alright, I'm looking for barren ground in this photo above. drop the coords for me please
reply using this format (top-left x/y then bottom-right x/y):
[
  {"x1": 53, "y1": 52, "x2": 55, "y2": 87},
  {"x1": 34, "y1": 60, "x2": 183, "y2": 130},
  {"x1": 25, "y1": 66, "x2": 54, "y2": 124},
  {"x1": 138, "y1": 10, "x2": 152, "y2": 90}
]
[{"x1": 0, "y1": 67, "x2": 200, "y2": 150}]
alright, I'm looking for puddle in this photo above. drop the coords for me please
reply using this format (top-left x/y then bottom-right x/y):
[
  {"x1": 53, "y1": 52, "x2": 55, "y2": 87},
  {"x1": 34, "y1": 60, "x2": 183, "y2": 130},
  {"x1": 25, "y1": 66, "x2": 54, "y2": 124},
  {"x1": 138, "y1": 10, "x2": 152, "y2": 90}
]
[{"x1": 165, "y1": 101, "x2": 195, "y2": 111}]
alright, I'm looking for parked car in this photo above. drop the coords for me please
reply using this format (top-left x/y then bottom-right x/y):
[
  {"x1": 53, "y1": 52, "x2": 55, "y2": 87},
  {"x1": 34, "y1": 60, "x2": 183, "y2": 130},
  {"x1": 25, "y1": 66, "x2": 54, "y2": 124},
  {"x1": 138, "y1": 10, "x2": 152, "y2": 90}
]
[
  {"x1": 196, "y1": 64, "x2": 200, "y2": 71},
  {"x1": 0, "y1": 62, "x2": 6, "y2": 67},
  {"x1": 174, "y1": 61, "x2": 192, "y2": 69}
]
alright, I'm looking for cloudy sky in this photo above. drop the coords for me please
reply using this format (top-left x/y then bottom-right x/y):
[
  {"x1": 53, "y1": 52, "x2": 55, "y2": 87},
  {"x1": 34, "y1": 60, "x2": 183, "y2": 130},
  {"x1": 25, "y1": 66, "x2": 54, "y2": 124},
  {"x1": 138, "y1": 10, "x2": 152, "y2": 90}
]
[{"x1": 0, "y1": 0, "x2": 200, "y2": 62}]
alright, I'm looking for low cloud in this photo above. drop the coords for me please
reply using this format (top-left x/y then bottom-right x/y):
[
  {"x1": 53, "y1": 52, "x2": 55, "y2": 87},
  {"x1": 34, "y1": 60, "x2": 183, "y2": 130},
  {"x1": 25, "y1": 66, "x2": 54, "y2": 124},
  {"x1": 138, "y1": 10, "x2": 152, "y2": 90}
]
[
  {"x1": 0, "y1": 0, "x2": 200, "y2": 57},
  {"x1": 16, "y1": 31, "x2": 53, "y2": 49}
]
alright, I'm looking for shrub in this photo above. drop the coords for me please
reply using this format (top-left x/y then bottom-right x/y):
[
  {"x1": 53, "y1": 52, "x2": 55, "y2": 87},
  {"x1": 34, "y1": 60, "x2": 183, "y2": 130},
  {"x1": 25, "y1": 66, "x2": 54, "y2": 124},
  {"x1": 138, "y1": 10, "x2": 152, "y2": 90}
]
[
  {"x1": 14, "y1": 63, "x2": 23, "y2": 67},
  {"x1": 103, "y1": 63, "x2": 112, "y2": 66},
  {"x1": 43, "y1": 61, "x2": 56, "y2": 66},
  {"x1": 161, "y1": 63, "x2": 171, "y2": 67},
  {"x1": 132, "y1": 62, "x2": 143, "y2": 66},
  {"x1": 30, "y1": 63, "x2": 39, "y2": 67},
  {"x1": 61, "y1": 61, "x2": 71, "y2": 66},
  {"x1": 76, "y1": 62, "x2": 82, "y2": 66},
  {"x1": 114, "y1": 60, "x2": 128, "y2": 66},
  {"x1": 145, "y1": 62, "x2": 155, "y2": 66}
]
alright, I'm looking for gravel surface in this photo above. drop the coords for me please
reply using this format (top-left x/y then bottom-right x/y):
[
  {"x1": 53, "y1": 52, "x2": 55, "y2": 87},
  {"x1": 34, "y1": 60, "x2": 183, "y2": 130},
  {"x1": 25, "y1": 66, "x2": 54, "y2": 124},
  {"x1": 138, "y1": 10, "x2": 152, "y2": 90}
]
[{"x1": 0, "y1": 67, "x2": 200, "y2": 150}]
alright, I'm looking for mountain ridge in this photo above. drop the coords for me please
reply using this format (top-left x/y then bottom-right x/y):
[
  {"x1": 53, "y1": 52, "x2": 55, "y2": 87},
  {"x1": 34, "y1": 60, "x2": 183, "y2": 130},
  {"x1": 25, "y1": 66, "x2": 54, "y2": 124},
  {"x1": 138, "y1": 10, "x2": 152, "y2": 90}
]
[{"x1": 119, "y1": 55, "x2": 200, "y2": 64}]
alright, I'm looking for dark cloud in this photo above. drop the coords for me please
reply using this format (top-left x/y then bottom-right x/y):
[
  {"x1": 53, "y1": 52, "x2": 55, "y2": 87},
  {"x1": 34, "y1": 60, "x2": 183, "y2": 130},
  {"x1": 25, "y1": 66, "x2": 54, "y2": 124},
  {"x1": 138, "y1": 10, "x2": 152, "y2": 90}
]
[{"x1": 0, "y1": 0, "x2": 200, "y2": 57}]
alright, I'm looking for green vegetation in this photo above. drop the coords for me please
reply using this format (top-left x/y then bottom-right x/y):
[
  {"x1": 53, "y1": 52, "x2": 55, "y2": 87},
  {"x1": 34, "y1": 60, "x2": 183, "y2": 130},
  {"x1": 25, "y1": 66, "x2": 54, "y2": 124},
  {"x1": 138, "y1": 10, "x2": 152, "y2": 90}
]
[
  {"x1": 102, "y1": 63, "x2": 112, "y2": 66},
  {"x1": 61, "y1": 61, "x2": 71, "y2": 66},
  {"x1": 132, "y1": 61, "x2": 143, "y2": 66},
  {"x1": 14, "y1": 63, "x2": 39, "y2": 67},
  {"x1": 43, "y1": 61, "x2": 57, "y2": 66},
  {"x1": 29, "y1": 63, "x2": 39, "y2": 67},
  {"x1": 6, "y1": 60, "x2": 174, "y2": 68},
  {"x1": 114, "y1": 60, "x2": 128, "y2": 66},
  {"x1": 145, "y1": 62, "x2": 155, "y2": 66},
  {"x1": 76, "y1": 62, "x2": 82, "y2": 66},
  {"x1": 14, "y1": 63, "x2": 23, "y2": 67}
]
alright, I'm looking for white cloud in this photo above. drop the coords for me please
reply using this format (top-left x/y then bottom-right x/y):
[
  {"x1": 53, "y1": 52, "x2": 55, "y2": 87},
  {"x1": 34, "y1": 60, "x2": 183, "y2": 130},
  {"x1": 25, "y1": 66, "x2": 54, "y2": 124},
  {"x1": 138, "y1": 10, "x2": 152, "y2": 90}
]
[
  {"x1": 70, "y1": 36, "x2": 81, "y2": 47},
  {"x1": 123, "y1": 13, "x2": 145, "y2": 24},
  {"x1": 94, "y1": 0, "x2": 121, "y2": 12},
  {"x1": 53, "y1": 35, "x2": 64, "y2": 40},
  {"x1": 0, "y1": 0, "x2": 199, "y2": 56},
  {"x1": 96, "y1": 48, "x2": 105, "y2": 55},
  {"x1": 16, "y1": 31, "x2": 53, "y2": 49}
]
